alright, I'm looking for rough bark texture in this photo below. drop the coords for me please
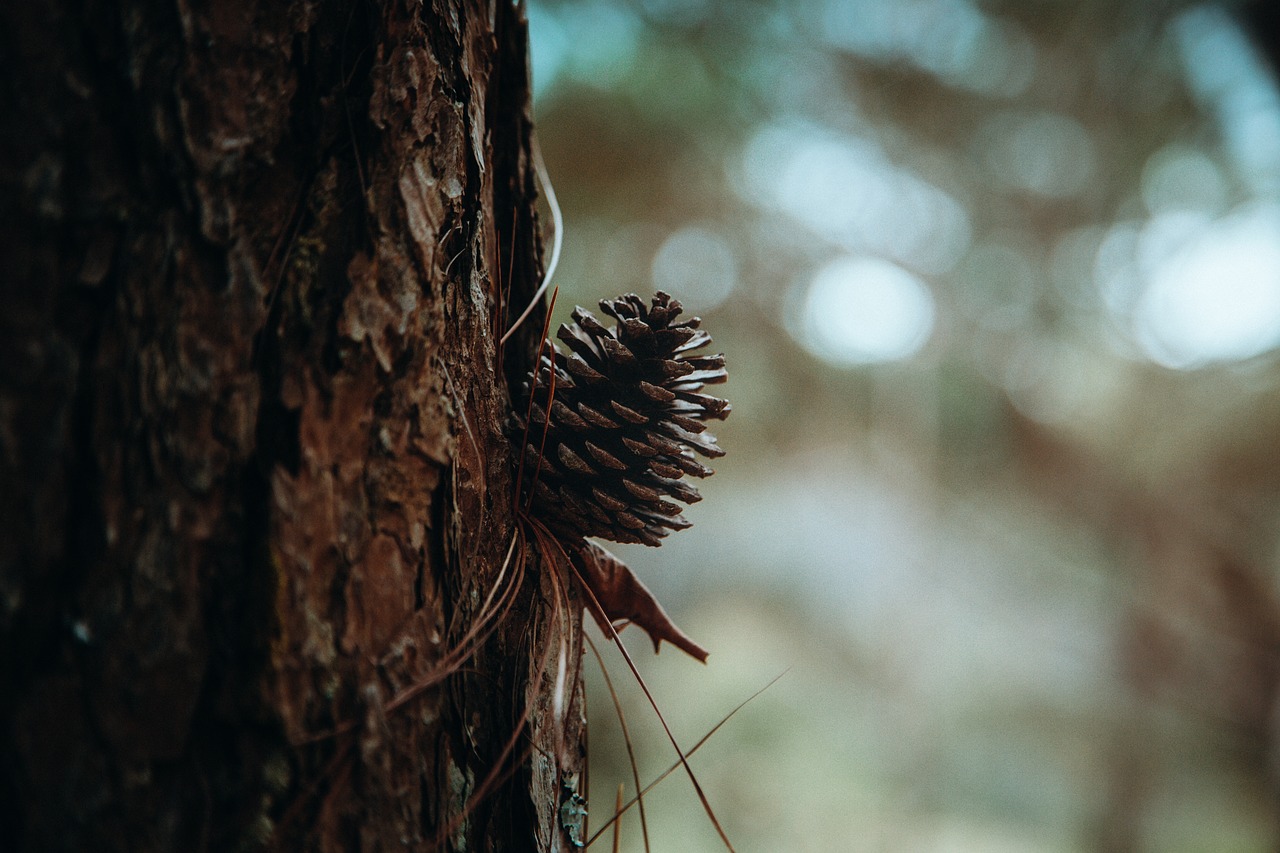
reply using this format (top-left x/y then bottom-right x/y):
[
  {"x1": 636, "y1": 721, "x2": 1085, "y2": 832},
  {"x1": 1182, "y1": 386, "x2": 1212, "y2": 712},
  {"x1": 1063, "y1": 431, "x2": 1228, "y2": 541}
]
[{"x1": 0, "y1": 1, "x2": 584, "y2": 850}]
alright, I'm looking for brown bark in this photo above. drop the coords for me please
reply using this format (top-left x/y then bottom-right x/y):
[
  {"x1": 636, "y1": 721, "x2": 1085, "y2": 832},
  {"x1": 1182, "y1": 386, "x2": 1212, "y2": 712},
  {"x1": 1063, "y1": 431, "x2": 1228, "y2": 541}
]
[{"x1": 0, "y1": 1, "x2": 583, "y2": 850}]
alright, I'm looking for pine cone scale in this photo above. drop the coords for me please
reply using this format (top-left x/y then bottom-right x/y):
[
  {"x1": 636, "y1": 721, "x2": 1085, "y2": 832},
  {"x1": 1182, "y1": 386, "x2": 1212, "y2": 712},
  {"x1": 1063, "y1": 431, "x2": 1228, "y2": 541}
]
[
  {"x1": 577, "y1": 404, "x2": 621, "y2": 429},
  {"x1": 608, "y1": 401, "x2": 647, "y2": 424},
  {"x1": 514, "y1": 291, "x2": 729, "y2": 546}
]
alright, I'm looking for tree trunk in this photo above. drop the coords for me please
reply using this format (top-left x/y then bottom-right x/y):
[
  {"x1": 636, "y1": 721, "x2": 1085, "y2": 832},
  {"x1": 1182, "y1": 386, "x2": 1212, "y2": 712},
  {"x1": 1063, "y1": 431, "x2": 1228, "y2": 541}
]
[{"x1": 0, "y1": 1, "x2": 583, "y2": 850}]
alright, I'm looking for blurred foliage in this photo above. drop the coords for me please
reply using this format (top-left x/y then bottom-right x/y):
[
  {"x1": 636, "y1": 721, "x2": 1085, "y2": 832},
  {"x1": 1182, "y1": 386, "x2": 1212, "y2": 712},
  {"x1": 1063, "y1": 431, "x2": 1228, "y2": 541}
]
[{"x1": 526, "y1": 0, "x2": 1280, "y2": 849}]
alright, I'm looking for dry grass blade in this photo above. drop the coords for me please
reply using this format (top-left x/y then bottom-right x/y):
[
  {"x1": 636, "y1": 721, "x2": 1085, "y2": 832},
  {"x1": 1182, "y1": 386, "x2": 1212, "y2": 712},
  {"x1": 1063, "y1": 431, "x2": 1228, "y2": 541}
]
[
  {"x1": 613, "y1": 784, "x2": 624, "y2": 853},
  {"x1": 586, "y1": 634, "x2": 650, "y2": 852},
  {"x1": 585, "y1": 668, "x2": 789, "y2": 847},
  {"x1": 570, "y1": 562, "x2": 736, "y2": 853}
]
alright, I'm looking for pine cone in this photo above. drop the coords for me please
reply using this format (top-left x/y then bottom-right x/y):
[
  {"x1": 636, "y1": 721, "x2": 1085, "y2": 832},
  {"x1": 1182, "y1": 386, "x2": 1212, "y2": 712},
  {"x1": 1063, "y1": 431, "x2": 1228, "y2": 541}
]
[{"x1": 514, "y1": 291, "x2": 730, "y2": 546}]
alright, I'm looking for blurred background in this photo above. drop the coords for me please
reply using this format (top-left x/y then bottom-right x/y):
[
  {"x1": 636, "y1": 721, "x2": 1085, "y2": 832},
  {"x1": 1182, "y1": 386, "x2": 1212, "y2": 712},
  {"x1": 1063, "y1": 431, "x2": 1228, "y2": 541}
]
[{"x1": 524, "y1": 0, "x2": 1280, "y2": 849}]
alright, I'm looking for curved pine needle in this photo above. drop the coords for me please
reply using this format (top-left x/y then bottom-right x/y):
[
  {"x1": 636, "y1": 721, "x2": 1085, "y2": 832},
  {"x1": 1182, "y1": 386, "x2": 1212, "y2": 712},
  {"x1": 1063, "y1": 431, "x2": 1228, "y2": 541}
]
[
  {"x1": 501, "y1": 135, "x2": 563, "y2": 346},
  {"x1": 494, "y1": 206, "x2": 518, "y2": 349},
  {"x1": 383, "y1": 528, "x2": 527, "y2": 714},
  {"x1": 292, "y1": 529, "x2": 526, "y2": 745},
  {"x1": 540, "y1": 525, "x2": 577, "y2": 764},
  {"x1": 513, "y1": 286, "x2": 560, "y2": 513},
  {"x1": 427, "y1": 639, "x2": 554, "y2": 850},
  {"x1": 426, "y1": 523, "x2": 575, "y2": 850},
  {"x1": 526, "y1": 302, "x2": 560, "y2": 514}
]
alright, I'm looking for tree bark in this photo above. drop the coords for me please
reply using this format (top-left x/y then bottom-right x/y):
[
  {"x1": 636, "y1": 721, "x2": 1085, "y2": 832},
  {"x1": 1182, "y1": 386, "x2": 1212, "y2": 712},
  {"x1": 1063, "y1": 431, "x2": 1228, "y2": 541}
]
[{"x1": 0, "y1": 1, "x2": 583, "y2": 850}]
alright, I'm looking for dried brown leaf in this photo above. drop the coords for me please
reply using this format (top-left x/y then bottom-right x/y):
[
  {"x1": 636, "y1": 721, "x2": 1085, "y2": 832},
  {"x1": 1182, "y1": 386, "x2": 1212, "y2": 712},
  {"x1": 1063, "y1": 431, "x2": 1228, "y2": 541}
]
[{"x1": 576, "y1": 540, "x2": 709, "y2": 663}]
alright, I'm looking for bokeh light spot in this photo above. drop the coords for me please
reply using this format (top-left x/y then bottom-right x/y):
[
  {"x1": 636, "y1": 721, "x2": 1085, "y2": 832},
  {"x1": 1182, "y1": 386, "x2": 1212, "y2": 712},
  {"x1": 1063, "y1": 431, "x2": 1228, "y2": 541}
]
[
  {"x1": 796, "y1": 257, "x2": 936, "y2": 364},
  {"x1": 808, "y1": 0, "x2": 1034, "y2": 96},
  {"x1": 650, "y1": 226, "x2": 737, "y2": 311},
  {"x1": 741, "y1": 123, "x2": 971, "y2": 273},
  {"x1": 1174, "y1": 5, "x2": 1280, "y2": 193},
  {"x1": 527, "y1": 0, "x2": 641, "y2": 97},
  {"x1": 1134, "y1": 204, "x2": 1280, "y2": 369}
]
